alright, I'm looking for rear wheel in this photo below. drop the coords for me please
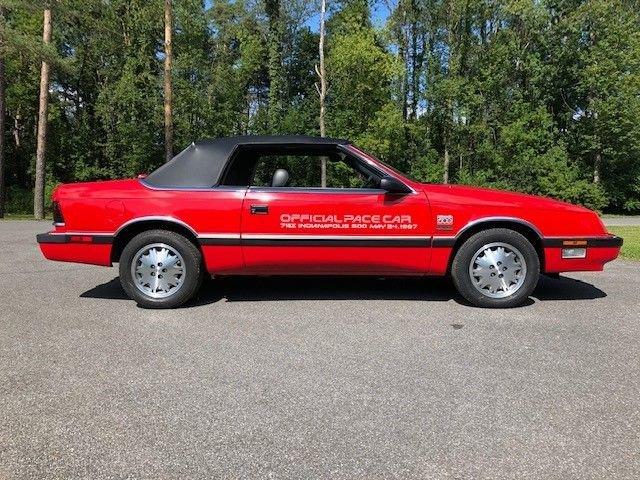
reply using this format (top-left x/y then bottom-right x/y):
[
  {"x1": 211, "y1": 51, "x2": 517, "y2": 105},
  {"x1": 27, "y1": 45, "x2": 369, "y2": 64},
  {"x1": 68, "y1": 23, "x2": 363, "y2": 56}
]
[
  {"x1": 119, "y1": 229, "x2": 204, "y2": 308},
  {"x1": 451, "y1": 228, "x2": 540, "y2": 308}
]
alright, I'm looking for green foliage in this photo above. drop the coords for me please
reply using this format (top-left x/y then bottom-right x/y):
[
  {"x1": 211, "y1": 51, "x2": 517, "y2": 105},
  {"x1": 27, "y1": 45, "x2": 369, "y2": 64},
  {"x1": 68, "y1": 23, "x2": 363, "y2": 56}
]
[
  {"x1": 1, "y1": 0, "x2": 639, "y2": 214},
  {"x1": 327, "y1": 21, "x2": 401, "y2": 140},
  {"x1": 608, "y1": 226, "x2": 640, "y2": 261},
  {"x1": 4, "y1": 186, "x2": 31, "y2": 214},
  {"x1": 4, "y1": 181, "x2": 58, "y2": 215}
]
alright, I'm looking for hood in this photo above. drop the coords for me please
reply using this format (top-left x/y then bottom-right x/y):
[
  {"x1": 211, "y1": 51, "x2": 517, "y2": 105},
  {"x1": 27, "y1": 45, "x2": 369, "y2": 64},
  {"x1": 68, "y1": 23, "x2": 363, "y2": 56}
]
[{"x1": 420, "y1": 183, "x2": 593, "y2": 214}]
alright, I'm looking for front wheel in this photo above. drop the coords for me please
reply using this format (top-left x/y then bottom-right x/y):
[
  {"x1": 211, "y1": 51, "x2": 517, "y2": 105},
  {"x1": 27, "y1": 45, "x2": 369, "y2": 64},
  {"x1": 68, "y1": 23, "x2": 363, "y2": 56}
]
[
  {"x1": 451, "y1": 228, "x2": 540, "y2": 308},
  {"x1": 119, "y1": 230, "x2": 204, "y2": 308}
]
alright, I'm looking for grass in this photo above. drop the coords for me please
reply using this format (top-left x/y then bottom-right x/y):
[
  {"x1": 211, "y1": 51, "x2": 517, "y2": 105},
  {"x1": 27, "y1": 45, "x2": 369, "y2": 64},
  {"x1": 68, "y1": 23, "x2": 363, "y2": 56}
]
[{"x1": 608, "y1": 226, "x2": 640, "y2": 261}]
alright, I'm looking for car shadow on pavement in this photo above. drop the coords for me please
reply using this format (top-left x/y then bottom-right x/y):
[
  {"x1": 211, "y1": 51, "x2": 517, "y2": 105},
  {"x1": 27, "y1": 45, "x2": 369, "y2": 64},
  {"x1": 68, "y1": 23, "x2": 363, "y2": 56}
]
[
  {"x1": 532, "y1": 274, "x2": 607, "y2": 301},
  {"x1": 80, "y1": 273, "x2": 606, "y2": 308},
  {"x1": 80, "y1": 278, "x2": 130, "y2": 300}
]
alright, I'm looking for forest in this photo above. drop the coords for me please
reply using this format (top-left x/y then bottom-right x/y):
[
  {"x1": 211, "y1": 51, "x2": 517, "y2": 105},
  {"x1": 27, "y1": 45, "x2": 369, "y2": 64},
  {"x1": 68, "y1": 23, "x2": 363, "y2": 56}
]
[{"x1": 1, "y1": 0, "x2": 639, "y2": 218}]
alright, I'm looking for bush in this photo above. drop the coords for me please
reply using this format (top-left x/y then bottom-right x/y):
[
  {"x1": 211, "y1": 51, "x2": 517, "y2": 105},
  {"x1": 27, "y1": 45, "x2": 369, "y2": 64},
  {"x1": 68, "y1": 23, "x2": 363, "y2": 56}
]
[
  {"x1": 5, "y1": 186, "x2": 32, "y2": 215},
  {"x1": 4, "y1": 182, "x2": 60, "y2": 216}
]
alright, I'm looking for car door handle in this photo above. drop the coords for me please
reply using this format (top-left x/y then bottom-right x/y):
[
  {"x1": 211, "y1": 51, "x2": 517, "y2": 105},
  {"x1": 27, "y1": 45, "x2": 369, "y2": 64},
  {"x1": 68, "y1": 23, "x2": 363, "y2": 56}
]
[{"x1": 250, "y1": 204, "x2": 269, "y2": 215}]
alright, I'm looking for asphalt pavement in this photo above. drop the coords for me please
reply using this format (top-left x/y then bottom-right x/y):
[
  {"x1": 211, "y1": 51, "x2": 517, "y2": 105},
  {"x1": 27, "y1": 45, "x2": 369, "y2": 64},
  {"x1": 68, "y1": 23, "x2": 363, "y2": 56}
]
[{"x1": 0, "y1": 220, "x2": 639, "y2": 479}]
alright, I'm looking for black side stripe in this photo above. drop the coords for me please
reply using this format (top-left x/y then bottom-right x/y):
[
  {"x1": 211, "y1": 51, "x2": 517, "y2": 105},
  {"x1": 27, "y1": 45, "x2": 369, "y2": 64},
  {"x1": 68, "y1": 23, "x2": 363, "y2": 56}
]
[
  {"x1": 37, "y1": 233, "x2": 114, "y2": 244},
  {"x1": 431, "y1": 237, "x2": 456, "y2": 247},
  {"x1": 38, "y1": 232, "x2": 623, "y2": 249},
  {"x1": 198, "y1": 238, "x2": 242, "y2": 246},
  {"x1": 430, "y1": 235, "x2": 623, "y2": 248},
  {"x1": 542, "y1": 236, "x2": 623, "y2": 248},
  {"x1": 240, "y1": 238, "x2": 428, "y2": 247},
  {"x1": 92, "y1": 235, "x2": 115, "y2": 244},
  {"x1": 36, "y1": 233, "x2": 68, "y2": 244}
]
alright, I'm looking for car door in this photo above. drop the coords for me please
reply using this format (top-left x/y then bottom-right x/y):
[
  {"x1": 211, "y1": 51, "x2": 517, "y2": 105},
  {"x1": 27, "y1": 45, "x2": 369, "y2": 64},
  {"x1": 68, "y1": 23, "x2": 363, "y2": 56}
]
[{"x1": 240, "y1": 148, "x2": 431, "y2": 275}]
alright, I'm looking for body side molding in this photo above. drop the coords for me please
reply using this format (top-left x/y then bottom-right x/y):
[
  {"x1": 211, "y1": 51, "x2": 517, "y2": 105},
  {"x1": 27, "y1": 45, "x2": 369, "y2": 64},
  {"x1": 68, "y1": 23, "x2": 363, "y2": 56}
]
[
  {"x1": 114, "y1": 216, "x2": 200, "y2": 237},
  {"x1": 456, "y1": 216, "x2": 544, "y2": 238},
  {"x1": 431, "y1": 216, "x2": 544, "y2": 248}
]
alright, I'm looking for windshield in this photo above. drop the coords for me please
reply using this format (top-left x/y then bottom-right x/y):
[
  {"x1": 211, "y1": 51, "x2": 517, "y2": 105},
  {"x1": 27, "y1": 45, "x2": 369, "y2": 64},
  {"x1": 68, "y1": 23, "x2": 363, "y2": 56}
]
[{"x1": 347, "y1": 145, "x2": 420, "y2": 183}]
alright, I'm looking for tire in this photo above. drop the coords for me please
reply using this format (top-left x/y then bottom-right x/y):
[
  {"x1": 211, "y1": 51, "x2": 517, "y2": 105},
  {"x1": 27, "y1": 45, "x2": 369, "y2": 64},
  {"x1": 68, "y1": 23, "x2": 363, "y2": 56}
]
[
  {"x1": 451, "y1": 228, "x2": 540, "y2": 308},
  {"x1": 119, "y1": 229, "x2": 204, "y2": 308}
]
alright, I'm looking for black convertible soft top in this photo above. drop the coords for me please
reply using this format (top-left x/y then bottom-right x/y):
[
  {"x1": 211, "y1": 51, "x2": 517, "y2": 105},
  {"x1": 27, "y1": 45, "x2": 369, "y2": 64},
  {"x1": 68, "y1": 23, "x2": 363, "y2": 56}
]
[{"x1": 143, "y1": 135, "x2": 350, "y2": 189}]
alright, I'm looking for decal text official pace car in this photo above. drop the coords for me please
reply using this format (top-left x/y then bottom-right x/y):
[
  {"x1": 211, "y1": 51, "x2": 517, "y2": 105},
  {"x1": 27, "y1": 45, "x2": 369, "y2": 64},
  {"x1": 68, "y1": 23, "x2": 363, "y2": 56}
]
[{"x1": 279, "y1": 213, "x2": 416, "y2": 230}]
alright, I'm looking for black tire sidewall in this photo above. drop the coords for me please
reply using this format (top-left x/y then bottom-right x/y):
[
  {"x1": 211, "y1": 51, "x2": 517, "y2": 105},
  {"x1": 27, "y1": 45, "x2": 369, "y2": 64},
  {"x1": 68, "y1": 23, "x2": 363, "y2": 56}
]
[
  {"x1": 452, "y1": 228, "x2": 540, "y2": 308},
  {"x1": 119, "y1": 230, "x2": 203, "y2": 308}
]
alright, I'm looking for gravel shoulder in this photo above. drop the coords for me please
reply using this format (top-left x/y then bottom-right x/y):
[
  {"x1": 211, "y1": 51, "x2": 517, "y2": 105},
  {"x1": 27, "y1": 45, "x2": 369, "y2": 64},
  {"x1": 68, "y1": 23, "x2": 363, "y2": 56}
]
[{"x1": 601, "y1": 215, "x2": 640, "y2": 226}]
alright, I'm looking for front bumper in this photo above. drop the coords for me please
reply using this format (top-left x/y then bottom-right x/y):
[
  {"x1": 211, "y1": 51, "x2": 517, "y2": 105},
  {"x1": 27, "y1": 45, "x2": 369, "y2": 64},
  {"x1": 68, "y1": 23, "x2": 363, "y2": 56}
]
[{"x1": 542, "y1": 235, "x2": 623, "y2": 273}]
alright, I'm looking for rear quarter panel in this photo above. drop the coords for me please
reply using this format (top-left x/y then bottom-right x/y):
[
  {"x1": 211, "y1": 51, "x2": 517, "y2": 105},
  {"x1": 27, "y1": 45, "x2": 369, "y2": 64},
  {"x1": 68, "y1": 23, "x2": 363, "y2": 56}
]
[{"x1": 51, "y1": 180, "x2": 246, "y2": 272}]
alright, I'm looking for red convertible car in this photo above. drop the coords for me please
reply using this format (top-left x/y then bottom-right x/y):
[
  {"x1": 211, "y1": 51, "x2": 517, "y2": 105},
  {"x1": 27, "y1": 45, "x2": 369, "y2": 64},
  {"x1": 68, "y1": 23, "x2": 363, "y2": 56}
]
[{"x1": 37, "y1": 135, "x2": 622, "y2": 308}]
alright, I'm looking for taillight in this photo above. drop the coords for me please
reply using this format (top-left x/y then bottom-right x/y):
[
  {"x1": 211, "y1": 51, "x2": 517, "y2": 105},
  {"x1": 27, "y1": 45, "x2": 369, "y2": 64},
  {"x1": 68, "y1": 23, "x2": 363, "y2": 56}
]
[{"x1": 52, "y1": 201, "x2": 65, "y2": 225}]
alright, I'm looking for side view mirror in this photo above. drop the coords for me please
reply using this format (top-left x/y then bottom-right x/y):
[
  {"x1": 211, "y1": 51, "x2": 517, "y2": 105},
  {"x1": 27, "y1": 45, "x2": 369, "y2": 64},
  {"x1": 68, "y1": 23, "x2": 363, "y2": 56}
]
[{"x1": 380, "y1": 176, "x2": 411, "y2": 194}]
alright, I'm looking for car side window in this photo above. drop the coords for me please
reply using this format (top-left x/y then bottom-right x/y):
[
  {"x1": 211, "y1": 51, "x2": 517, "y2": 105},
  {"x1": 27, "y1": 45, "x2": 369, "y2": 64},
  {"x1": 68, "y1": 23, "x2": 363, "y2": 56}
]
[
  {"x1": 250, "y1": 152, "x2": 379, "y2": 189},
  {"x1": 252, "y1": 154, "x2": 322, "y2": 187}
]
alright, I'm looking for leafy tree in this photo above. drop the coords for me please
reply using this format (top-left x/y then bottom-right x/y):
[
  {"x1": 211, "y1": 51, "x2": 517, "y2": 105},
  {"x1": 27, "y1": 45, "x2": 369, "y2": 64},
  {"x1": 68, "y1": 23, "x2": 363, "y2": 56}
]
[
  {"x1": 327, "y1": 0, "x2": 400, "y2": 146},
  {"x1": 0, "y1": 0, "x2": 638, "y2": 215},
  {"x1": 551, "y1": 0, "x2": 640, "y2": 210}
]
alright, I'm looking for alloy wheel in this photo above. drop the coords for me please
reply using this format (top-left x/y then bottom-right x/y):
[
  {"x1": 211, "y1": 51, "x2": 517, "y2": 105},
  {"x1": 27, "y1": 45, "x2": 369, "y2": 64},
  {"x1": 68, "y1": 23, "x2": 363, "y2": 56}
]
[
  {"x1": 131, "y1": 243, "x2": 186, "y2": 299},
  {"x1": 468, "y1": 242, "x2": 527, "y2": 299}
]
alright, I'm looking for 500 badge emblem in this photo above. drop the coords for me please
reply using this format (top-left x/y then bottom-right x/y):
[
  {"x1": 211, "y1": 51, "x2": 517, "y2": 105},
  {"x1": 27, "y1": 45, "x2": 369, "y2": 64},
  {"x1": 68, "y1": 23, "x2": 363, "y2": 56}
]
[
  {"x1": 436, "y1": 214, "x2": 454, "y2": 230},
  {"x1": 280, "y1": 213, "x2": 418, "y2": 231}
]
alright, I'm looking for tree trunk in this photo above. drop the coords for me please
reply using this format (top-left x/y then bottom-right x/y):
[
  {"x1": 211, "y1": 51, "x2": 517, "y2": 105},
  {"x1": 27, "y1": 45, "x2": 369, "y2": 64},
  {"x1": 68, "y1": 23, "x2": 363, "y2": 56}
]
[
  {"x1": 266, "y1": 0, "x2": 284, "y2": 131},
  {"x1": 443, "y1": 1, "x2": 455, "y2": 185},
  {"x1": 0, "y1": 6, "x2": 5, "y2": 218},
  {"x1": 593, "y1": 151, "x2": 601, "y2": 184},
  {"x1": 400, "y1": 44, "x2": 408, "y2": 120},
  {"x1": 317, "y1": 0, "x2": 327, "y2": 187},
  {"x1": 396, "y1": 10, "x2": 409, "y2": 121},
  {"x1": 409, "y1": 0, "x2": 419, "y2": 119},
  {"x1": 588, "y1": 30, "x2": 600, "y2": 185},
  {"x1": 163, "y1": 0, "x2": 173, "y2": 163},
  {"x1": 34, "y1": 8, "x2": 52, "y2": 220},
  {"x1": 0, "y1": 44, "x2": 5, "y2": 218},
  {"x1": 443, "y1": 143, "x2": 450, "y2": 184},
  {"x1": 12, "y1": 110, "x2": 21, "y2": 148}
]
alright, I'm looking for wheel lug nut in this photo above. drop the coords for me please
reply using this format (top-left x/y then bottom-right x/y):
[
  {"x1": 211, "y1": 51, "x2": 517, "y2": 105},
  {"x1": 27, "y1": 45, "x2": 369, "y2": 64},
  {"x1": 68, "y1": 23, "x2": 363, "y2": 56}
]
[{"x1": 158, "y1": 274, "x2": 163, "y2": 279}]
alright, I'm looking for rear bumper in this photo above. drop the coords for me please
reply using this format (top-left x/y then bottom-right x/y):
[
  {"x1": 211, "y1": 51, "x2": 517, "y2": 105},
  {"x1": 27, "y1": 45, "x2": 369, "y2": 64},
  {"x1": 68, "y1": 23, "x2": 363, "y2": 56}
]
[
  {"x1": 37, "y1": 232, "x2": 113, "y2": 266},
  {"x1": 37, "y1": 233, "x2": 114, "y2": 244}
]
